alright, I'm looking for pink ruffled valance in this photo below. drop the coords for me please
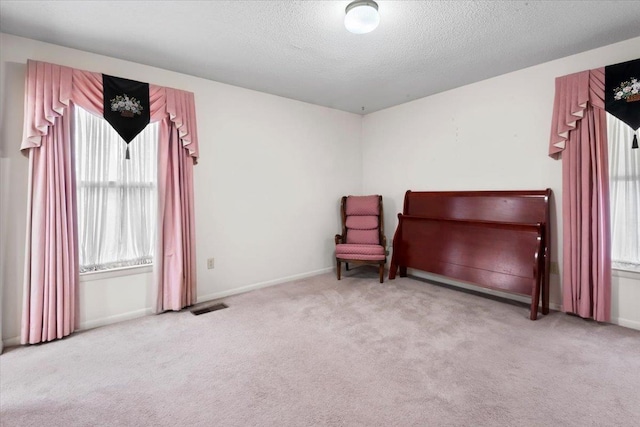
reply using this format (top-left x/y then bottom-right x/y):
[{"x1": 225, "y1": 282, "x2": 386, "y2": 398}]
[
  {"x1": 21, "y1": 60, "x2": 199, "y2": 160},
  {"x1": 21, "y1": 61, "x2": 73, "y2": 149},
  {"x1": 548, "y1": 68, "x2": 605, "y2": 159},
  {"x1": 165, "y1": 87, "x2": 199, "y2": 159}
]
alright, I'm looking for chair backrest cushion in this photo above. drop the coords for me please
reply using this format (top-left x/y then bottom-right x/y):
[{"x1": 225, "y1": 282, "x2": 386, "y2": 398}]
[
  {"x1": 345, "y1": 195, "x2": 379, "y2": 216},
  {"x1": 346, "y1": 216, "x2": 378, "y2": 230},
  {"x1": 345, "y1": 195, "x2": 380, "y2": 245}
]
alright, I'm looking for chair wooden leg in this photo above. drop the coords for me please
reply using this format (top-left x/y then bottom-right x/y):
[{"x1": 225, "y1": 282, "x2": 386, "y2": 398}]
[
  {"x1": 379, "y1": 263, "x2": 384, "y2": 283},
  {"x1": 346, "y1": 262, "x2": 350, "y2": 271},
  {"x1": 336, "y1": 260, "x2": 341, "y2": 280}
]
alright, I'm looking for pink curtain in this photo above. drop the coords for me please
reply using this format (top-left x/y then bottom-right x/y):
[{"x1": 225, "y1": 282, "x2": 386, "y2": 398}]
[
  {"x1": 549, "y1": 68, "x2": 611, "y2": 322},
  {"x1": 21, "y1": 61, "x2": 78, "y2": 344},
  {"x1": 154, "y1": 115, "x2": 197, "y2": 311},
  {"x1": 21, "y1": 60, "x2": 199, "y2": 344}
]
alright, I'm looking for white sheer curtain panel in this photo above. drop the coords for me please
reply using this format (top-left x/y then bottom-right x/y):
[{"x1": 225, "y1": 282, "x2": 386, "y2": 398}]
[
  {"x1": 74, "y1": 106, "x2": 159, "y2": 272},
  {"x1": 608, "y1": 113, "x2": 640, "y2": 272}
]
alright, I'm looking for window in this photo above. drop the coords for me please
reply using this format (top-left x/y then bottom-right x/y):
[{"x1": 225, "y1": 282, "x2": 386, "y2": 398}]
[
  {"x1": 607, "y1": 113, "x2": 640, "y2": 272},
  {"x1": 73, "y1": 106, "x2": 159, "y2": 273}
]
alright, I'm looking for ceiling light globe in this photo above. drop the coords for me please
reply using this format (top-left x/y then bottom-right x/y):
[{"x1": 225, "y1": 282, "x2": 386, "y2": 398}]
[{"x1": 345, "y1": 0, "x2": 380, "y2": 34}]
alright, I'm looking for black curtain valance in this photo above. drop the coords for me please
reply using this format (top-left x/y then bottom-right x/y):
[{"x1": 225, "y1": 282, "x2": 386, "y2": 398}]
[{"x1": 605, "y1": 58, "x2": 640, "y2": 148}]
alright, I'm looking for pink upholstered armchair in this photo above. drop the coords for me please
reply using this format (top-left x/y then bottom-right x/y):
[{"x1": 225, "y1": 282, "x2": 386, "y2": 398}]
[{"x1": 335, "y1": 195, "x2": 387, "y2": 283}]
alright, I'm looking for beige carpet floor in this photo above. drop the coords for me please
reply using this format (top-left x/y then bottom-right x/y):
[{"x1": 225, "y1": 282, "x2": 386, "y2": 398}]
[{"x1": 1, "y1": 269, "x2": 639, "y2": 426}]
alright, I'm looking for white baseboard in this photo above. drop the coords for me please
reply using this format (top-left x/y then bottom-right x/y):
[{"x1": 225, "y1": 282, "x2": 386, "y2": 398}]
[
  {"x1": 80, "y1": 307, "x2": 154, "y2": 331},
  {"x1": 197, "y1": 267, "x2": 333, "y2": 304},
  {"x1": 1, "y1": 308, "x2": 155, "y2": 349},
  {"x1": 548, "y1": 302, "x2": 562, "y2": 311},
  {"x1": 611, "y1": 317, "x2": 640, "y2": 331},
  {"x1": 408, "y1": 270, "x2": 538, "y2": 305},
  {"x1": 2, "y1": 335, "x2": 20, "y2": 348},
  {"x1": 409, "y1": 270, "x2": 567, "y2": 309},
  {"x1": 407, "y1": 271, "x2": 640, "y2": 331}
]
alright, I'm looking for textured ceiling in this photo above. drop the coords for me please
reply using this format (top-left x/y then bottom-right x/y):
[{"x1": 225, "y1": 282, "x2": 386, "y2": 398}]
[{"x1": 1, "y1": 1, "x2": 640, "y2": 114}]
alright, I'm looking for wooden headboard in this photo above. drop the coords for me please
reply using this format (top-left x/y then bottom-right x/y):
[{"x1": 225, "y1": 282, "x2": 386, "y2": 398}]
[{"x1": 389, "y1": 190, "x2": 552, "y2": 320}]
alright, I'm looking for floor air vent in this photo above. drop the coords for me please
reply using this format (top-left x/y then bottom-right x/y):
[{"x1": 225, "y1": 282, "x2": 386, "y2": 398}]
[{"x1": 191, "y1": 303, "x2": 228, "y2": 316}]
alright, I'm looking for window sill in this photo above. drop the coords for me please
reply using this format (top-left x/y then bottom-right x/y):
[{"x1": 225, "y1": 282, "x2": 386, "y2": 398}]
[
  {"x1": 80, "y1": 264, "x2": 153, "y2": 282},
  {"x1": 612, "y1": 268, "x2": 640, "y2": 280}
]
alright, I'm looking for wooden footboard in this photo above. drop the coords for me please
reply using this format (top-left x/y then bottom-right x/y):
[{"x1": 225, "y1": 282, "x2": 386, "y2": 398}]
[{"x1": 389, "y1": 190, "x2": 551, "y2": 320}]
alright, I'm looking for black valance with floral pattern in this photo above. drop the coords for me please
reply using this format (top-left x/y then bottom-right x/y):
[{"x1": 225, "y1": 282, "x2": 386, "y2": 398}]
[
  {"x1": 103, "y1": 74, "x2": 150, "y2": 157},
  {"x1": 605, "y1": 58, "x2": 640, "y2": 148}
]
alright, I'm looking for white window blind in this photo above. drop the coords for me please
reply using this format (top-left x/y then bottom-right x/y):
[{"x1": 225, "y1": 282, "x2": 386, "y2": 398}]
[
  {"x1": 73, "y1": 106, "x2": 159, "y2": 273},
  {"x1": 607, "y1": 113, "x2": 640, "y2": 272}
]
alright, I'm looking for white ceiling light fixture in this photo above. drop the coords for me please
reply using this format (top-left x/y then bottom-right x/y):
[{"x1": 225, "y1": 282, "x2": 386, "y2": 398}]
[{"x1": 344, "y1": 0, "x2": 380, "y2": 34}]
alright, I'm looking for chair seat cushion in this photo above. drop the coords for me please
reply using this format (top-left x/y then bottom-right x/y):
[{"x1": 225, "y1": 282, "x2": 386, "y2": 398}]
[{"x1": 336, "y1": 243, "x2": 386, "y2": 261}]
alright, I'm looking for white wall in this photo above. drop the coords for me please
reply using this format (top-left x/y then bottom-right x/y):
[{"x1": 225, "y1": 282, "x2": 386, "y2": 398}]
[
  {"x1": 0, "y1": 33, "x2": 363, "y2": 346},
  {"x1": 362, "y1": 36, "x2": 640, "y2": 329}
]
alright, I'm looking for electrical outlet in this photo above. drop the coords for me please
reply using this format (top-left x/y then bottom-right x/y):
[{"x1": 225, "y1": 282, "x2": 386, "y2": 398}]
[
  {"x1": 550, "y1": 261, "x2": 559, "y2": 275},
  {"x1": 207, "y1": 258, "x2": 214, "y2": 269}
]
